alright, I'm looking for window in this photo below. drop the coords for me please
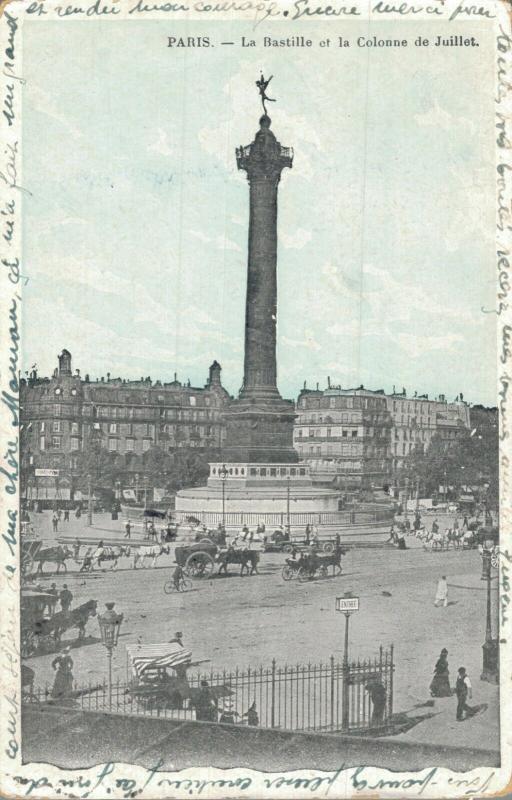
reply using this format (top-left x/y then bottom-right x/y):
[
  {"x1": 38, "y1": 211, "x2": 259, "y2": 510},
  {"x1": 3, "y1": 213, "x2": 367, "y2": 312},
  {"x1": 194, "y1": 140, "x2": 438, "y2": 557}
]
[
  {"x1": 52, "y1": 436, "x2": 61, "y2": 449},
  {"x1": 126, "y1": 439, "x2": 135, "y2": 451},
  {"x1": 108, "y1": 438, "x2": 118, "y2": 451},
  {"x1": 290, "y1": 468, "x2": 296, "y2": 476},
  {"x1": 298, "y1": 429, "x2": 303, "y2": 437},
  {"x1": 142, "y1": 438, "x2": 151, "y2": 452},
  {"x1": 352, "y1": 430, "x2": 358, "y2": 438},
  {"x1": 53, "y1": 420, "x2": 61, "y2": 433},
  {"x1": 342, "y1": 430, "x2": 348, "y2": 438},
  {"x1": 309, "y1": 429, "x2": 314, "y2": 438},
  {"x1": 40, "y1": 436, "x2": 45, "y2": 451},
  {"x1": 109, "y1": 423, "x2": 117, "y2": 434},
  {"x1": 250, "y1": 467, "x2": 257, "y2": 476},
  {"x1": 40, "y1": 421, "x2": 45, "y2": 432},
  {"x1": 189, "y1": 396, "x2": 196, "y2": 406},
  {"x1": 330, "y1": 397, "x2": 336, "y2": 408},
  {"x1": 70, "y1": 437, "x2": 80, "y2": 451},
  {"x1": 299, "y1": 468, "x2": 306, "y2": 476},
  {"x1": 327, "y1": 428, "x2": 331, "y2": 438},
  {"x1": 71, "y1": 422, "x2": 79, "y2": 434},
  {"x1": 270, "y1": 468, "x2": 276, "y2": 476},
  {"x1": 54, "y1": 404, "x2": 61, "y2": 416},
  {"x1": 260, "y1": 467, "x2": 267, "y2": 477}
]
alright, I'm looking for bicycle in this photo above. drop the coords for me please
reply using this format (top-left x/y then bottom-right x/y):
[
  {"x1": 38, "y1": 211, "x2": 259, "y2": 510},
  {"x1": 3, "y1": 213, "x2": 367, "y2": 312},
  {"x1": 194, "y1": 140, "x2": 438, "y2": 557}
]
[{"x1": 164, "y1": 577, "x2": 193, "y2": 594}]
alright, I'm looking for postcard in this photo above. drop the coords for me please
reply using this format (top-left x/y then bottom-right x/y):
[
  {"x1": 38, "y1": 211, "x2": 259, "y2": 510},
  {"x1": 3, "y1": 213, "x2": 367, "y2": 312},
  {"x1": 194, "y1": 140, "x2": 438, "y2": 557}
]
[{"x1": 1, "y1": 0, "x2": 511, "y2": 797}]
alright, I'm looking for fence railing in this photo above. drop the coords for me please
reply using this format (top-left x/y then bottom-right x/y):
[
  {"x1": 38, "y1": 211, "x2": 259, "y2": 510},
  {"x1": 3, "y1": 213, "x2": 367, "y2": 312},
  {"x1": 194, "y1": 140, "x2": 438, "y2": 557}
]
[
  {"x1": 172, "y1": 509, "x2": 392, "y2": 530},
  {"x1": 25, "y1": 647, "x2": 394, "y2": 734}
]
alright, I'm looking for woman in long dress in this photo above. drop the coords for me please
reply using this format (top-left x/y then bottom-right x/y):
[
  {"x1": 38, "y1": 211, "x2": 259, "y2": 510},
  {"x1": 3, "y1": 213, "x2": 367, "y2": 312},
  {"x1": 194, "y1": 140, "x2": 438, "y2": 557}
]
[
  {"x1": 51, "y1": 648, "x2": 74, "y2": 700},
  {"x1": 429, "y1": 648, "x2": 452, "y2": 697}
]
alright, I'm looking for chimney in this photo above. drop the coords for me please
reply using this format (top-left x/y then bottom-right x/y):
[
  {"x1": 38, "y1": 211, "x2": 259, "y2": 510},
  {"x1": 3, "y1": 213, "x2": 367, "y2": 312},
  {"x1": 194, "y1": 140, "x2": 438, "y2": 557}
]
[
  {"x1": 208, "y1": 361, "x2": 222, "y2": 386},
  {"x1": 58, "y1": 349, "x2": 72, "y2": 376}
]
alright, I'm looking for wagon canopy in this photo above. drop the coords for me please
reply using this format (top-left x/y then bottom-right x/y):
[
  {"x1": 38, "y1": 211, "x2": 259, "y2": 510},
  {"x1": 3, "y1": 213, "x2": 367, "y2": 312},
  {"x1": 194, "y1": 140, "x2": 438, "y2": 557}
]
[{"x1": 126, "y1": 642, "x2": 192, "y2": 678}]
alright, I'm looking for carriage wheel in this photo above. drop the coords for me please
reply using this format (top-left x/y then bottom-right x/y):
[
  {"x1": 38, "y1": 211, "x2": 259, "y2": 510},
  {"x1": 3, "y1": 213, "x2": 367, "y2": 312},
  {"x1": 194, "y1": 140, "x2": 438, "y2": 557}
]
[
  {"x1": 179, "y1": 578, "x2": 193, "y2": 592},
  {"x1": 282, "y1": 565, "x2": 294, "y2": 581},
  {"x1": 322, "y1": 542, "x2": 334, "y2": 554},
  {"x1": 282, "y1": 544, "x2": 293, "y2": 554},
  {"x1": 185, "y1": 552, "x2": 214, "y2": 578},
  {"x1": 491, "y1": 554, "x2": 499, "y2": 569}
]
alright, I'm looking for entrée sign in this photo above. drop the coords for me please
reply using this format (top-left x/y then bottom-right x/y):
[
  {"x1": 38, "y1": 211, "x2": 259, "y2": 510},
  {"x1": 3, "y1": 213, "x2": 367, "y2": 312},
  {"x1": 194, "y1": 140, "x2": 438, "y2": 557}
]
[{"x1": 336, "y1": 596, "x2": 360, "y2": 613}]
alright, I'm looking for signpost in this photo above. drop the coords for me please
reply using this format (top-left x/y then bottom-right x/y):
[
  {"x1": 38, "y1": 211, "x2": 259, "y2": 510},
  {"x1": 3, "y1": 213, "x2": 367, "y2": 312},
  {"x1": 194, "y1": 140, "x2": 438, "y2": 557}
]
[
  {"x1": 35, "y1": 468, "x2": 59, "y2": 477},
  {"x1": 336, "y1": 592, "x2": 360, "y2": 730}
]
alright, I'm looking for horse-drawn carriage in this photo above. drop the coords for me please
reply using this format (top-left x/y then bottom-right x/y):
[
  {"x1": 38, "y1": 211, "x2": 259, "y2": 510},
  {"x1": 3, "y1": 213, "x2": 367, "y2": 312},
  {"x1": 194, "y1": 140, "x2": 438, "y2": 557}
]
[
  {"x1": 21, "y1": 589, "x2": 98, "y2": 658},
  {"x1": 175, "y1": 540, "x2": 260, "y2": 577},
  {"x1": 281, "y1": 547, "x2": 346, "y2": 582},
  {"x1": 126, "y1": 642, "x2": 232, "y2": 712}
]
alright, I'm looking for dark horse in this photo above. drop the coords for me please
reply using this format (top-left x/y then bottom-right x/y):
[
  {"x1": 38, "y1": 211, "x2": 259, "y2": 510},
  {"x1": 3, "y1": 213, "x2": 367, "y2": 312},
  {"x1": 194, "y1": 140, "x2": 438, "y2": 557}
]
[
  {"x1": 218, "y1": 549, "x2": 260, "y2": 577},
  {"x1": 35, "y1": 545, "x2": 73, "y2": 575},
  {"x1": 35, "y1": 599, "x2": 98, "y2": 643}
]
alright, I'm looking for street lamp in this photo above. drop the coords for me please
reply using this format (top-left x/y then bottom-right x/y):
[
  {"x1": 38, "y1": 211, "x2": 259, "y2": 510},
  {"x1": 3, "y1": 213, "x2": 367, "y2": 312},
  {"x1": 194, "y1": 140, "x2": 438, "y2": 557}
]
[
  {"x1": 98, "y1": 602, "x2": 124, "y2": 711},
  {"x1": 480, "y1": 546, "x2": 499, "y2": 683},
  {"x1": 219, "y1": 464, "x2": 228, "y2": 529},
  {"x1": 286, "y1": 475, "x2": 291, "y2": 531},
  {"x1": 336, "y1": 591, "x2": 360, "y2": 731}
]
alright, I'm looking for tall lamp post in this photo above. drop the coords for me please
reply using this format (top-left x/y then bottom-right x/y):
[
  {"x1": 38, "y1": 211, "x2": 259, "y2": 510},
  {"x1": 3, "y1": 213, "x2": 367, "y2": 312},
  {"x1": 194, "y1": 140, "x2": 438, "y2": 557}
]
[
  {"x1": 480, "y1": 543, "x2": 499, "y2": 683},
  {"x1": 336, "y1": 591, "x2": 360, "y2": 731},
  {"x1": 286, "y1": 475, "x2": 291, "y2": 530},
  {"x1": 98, "y1": 602, "x2": 124, "y2": 711},
  {"x1": 219, "y1": 463, "x2": 228, "y2": 529}
]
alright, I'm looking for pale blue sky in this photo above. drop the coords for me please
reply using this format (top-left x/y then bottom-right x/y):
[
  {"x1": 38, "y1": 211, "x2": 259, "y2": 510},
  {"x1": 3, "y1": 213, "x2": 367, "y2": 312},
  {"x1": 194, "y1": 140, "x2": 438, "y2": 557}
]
[{"x1": 22, "y1": 20, "x2": 496, "y2": 404}]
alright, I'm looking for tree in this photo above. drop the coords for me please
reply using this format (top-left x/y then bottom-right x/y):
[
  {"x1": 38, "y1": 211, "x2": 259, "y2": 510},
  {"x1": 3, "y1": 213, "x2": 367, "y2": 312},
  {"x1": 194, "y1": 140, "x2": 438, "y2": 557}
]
[
  {"x1": 400, "y1": 406, "x2": 498, "y2": 510},
  {"x1": 74, "y1": 443, "x2": 123, "y2": 495}
]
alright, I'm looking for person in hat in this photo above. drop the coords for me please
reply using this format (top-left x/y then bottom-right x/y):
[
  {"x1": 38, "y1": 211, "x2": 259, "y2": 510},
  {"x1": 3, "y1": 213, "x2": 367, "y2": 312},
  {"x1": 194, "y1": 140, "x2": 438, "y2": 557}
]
[
  {"x1": 429, "y1": 648, "x2": 451, "y2": 697},
  {"x1": 59, "y1": 584, "x2": 73, "y2": 613},
  {"x1": 365, "y1": 680, "x2": 387, "y2": 727},
  {"x1": 51, "y1": 647, "x2": 74, "y2": 699},
  {"x1": 242, "y1": 700, "x2": 259, "y2": 727},
  {"x1": 434, "y1": 576, "x2": 448, "y2": 607},
  {"x1": 192, "y1": 680, "x2": 217, "y2": 722},
  {"x1": 169, "y1": 631, "x2": 183, "y2": 647},
  {"x1": 455, "y1": 667, "x2": 473, "y2": 720},
  {"x1": 45, "y1": 583, "x2": 58, "y2": 616},
  {"x1": 219, "y1": 695, "x2": 238, "y2": 725}
]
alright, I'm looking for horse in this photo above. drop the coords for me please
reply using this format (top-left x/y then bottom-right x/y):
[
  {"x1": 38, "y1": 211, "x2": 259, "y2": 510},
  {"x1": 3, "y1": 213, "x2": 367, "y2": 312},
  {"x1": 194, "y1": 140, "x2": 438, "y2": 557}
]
[
  {"x1": 140, "y1": 545, "x2": 170, "y2": 568},
  {"x1": 36, "y1": 599, "x2": 98, "y2": 643},
  {"x1": 217, "y1": 549, "x2": 260, "y2": 577},
  {"x1": 97, "y1": 546, "x2": 128, "y2": 570},
  {"x1": 34, "y1": 545, "x2": 73, "y2": 575}
]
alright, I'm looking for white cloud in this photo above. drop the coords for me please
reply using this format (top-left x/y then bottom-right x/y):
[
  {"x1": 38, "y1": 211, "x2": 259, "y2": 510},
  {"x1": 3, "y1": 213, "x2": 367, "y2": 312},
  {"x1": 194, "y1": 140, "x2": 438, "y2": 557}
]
[
  {"x1": 147, "y1": 127, "x2": 174, "y2": 158},
  {"x1": 189, "y1": 229, "x2": 241, "y2": 252},
  {"x1": 414, "y1": 101, "x2": 475, "y2": 135},
  {"x1": 281, "y1": 228, "x2": 312, "y2": 250},
  {"x1": 394, "y1": 332, "x2": 464, "y2": 359},
  {"x1": 281, "y1": 330, "x2": 321, "y2": 352}
]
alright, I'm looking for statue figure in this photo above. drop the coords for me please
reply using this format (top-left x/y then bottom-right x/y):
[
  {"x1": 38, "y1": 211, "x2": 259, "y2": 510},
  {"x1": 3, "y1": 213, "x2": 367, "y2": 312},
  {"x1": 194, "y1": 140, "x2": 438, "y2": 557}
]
[{"x1": 255, "y1": 73, "x2": 276, "y2": 114}]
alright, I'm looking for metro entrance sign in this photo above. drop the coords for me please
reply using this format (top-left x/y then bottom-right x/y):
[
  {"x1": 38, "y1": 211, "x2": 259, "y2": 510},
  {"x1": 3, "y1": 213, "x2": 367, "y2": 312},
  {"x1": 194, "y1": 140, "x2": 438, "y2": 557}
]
[
  {"x1": 336, "y1": 595, "x2": 360, "y2": 615},
  {"x1": 335, "y1": 592, "x2": 360, "y2": 731}
]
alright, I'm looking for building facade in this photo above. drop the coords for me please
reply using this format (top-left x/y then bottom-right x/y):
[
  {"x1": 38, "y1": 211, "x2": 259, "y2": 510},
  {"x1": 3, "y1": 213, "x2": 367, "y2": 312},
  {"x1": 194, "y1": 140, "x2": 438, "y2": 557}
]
[
  {"x1": 20, "y1": 350, "x2": 230, "y2": 503},
  {"x1": 293, "y1": 388, "x2": 393, "y2": 489},
  {"x1": 294, "y1": 385, "x2": 470, "y2": 488}
]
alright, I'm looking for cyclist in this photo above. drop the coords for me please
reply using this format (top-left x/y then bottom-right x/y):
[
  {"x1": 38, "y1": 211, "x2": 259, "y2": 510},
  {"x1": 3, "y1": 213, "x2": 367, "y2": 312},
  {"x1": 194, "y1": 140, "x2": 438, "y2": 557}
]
[{"x1": 173, "y1": 563, "x2": 185, "y2": 591}]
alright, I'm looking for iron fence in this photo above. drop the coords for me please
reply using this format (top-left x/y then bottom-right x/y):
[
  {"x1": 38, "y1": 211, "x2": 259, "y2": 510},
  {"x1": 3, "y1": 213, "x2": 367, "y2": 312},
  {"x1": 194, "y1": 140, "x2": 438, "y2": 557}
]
[
  {"x1": 173, "y1": 509, "x2": 392, "y2": 529},
  {"x1": 26, "y1": 647, "x2": 393, "y2": 734}
]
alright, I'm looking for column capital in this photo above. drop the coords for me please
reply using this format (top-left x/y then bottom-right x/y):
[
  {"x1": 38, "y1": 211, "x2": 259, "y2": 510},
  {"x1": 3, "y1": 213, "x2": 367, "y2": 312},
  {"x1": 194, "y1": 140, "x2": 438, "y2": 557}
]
[{"x1": 236, "y1": 115, "x2": 293, "y2": 182}]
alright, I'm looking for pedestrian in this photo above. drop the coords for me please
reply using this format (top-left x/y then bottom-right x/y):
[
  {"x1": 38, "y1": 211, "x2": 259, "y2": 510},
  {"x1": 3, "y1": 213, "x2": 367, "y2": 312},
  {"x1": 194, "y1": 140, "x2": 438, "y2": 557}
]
[
  {"x1": 46, "y1": 583, "x2": 58, "y2": 615},
  {"x1": 397, "y1": 529, "x2": 407, "y2": 550},
  {"x1": 429, "y1": 648, "x2": 451, "y2": 697},
  {"x1": 386, "y1": 524, "x2": 397, "y2": 544},
  {"x1": 73, "y1": 538, "x2": 81, "y2": 561},
  {"x1": 132, "y1": 548, "x2": 141, "y2": 569},
  {"x1": 434, "y1": 576, "x2": 448, "y2": 607},
  {"x1": 52, "y1": 512, "x2": 58, "y2": 533},
  {"x1": 59, "y1": 584, "x2": 73, "y2": 612},
  {"x1": 57, "y1": 508, "x2": 62, "y2": 521},
  {"x1": 432, "y1": 519, "x2": 439, "y2": 535},
  {"x1": 462, "y1": 515, "x2": 469, "y2": 530},
  {"x1": 64, "y1": 508, "x2": 70, "y2": 522},
  {"x1": 305, "y1": 524, "x2": 311, "y2": 545},
  {"x1": 365, "y1": 681, "x2": 387, "y2": 727},
  {"x1": 169, "y1": 631, "x2": 184, "y2": 647},
  {"x1": 75, "y1": 506, "x2": 81, "y2": 519},
  {"x1": 242, "y1": 700, "x2": 259, "y2": 726},
  {"x1": 455, "y1": 667, "x2": 473, "y2": 721},
  {"x1": 192, "y1": 680, "x2": 217, "y2": 722},
  {"x1": 51, "y1": 647, "x2": 74, "y2": 701},
  {"x1": 125, "y1": 520, "x2": 132, "y2": 539}
]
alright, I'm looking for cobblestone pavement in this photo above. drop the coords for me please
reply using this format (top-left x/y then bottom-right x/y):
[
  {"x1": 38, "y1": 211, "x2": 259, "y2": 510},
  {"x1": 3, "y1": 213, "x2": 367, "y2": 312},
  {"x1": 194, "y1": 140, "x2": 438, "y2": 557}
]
[{"x1": 24, "y1": 512, "x2": 500, "y2": 755}]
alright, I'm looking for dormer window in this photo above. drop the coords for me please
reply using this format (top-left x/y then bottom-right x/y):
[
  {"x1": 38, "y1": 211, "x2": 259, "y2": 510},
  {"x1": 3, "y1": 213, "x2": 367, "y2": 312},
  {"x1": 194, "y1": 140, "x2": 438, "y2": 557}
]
[{"x1": 55, "y1": 387, "x2": 62, "y2": 395}]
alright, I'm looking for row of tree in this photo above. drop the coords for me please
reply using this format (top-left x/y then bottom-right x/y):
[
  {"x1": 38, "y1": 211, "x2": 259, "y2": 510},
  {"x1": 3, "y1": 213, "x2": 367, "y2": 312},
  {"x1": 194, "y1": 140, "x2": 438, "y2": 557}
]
[{"x1": 398, "y1": 406, "x2": 498, "y2": 510}]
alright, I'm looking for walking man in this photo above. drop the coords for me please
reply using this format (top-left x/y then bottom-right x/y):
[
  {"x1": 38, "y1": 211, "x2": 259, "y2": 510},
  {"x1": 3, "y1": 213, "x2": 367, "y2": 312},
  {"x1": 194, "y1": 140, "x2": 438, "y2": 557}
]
[
  {"x1": 64, "y1": 508, "x2": 70, "y2": 522},
  {"x1": 455, "y1": 667, "x2": 473, "y2": 721},
  {"x1": 52, "y1": 512, "x2": 58, "y2": 533},
  {"x1": 434, "y1": 575, "x2": 448, "y2": 607},
  {"x1": 59, "y1": 584, "x2": 73, "y2": 612},
  {"x1": 46, "y1": 583, "x2": 58, "y2": 615},
  {"x1": 124, "y1": 520, "x2": 132, "y2": 539}
]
